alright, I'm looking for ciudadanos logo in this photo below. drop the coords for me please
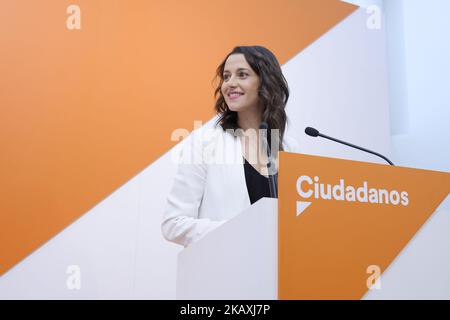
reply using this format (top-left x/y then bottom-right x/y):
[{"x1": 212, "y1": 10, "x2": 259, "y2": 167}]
[{"x1": 295, "y1": 175, "x2": 409, "y2": 216}]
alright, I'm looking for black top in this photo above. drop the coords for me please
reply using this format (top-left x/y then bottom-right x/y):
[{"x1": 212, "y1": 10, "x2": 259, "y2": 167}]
[{"x1": 243, "y1": 157, "x2": 277, "y2": 204}]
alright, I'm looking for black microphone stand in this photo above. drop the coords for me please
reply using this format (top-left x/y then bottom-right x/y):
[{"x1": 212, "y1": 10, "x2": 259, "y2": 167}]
[{"x1": 260, "y1": 123, "x2": 278, "y2": 198}]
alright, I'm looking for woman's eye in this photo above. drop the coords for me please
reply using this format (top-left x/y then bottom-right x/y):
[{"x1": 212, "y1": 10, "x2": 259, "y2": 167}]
[{"x1": 223, "y1": 73, "x2": 248, "y2": 81}]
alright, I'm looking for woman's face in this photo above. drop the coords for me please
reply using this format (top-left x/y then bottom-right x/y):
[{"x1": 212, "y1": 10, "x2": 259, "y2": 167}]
[{"x1": 221, "y1": 53, "x2": 261, "y2": 113}]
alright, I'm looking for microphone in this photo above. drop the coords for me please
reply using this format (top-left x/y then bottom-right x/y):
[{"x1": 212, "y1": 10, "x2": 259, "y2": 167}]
[
  {"x1": 260, "y1": 122, "x2": 278, "y2": 198},
  {"x1": 304, "y1": 127, "x2": 394, "y2": 166}
]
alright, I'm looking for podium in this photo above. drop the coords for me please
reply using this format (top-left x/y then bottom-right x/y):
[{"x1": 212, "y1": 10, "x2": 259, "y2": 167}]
[
  {"x1": 177, "y1": 153, "x2": 450, "y2": 299},
  {"x1": 177, "y1": 198, "x2": 278, "y2": 299}
]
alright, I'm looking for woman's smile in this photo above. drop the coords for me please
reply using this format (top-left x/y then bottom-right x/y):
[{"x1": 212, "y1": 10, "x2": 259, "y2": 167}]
[{"x1": 228, "y1": 91, "x2": 244, "y2": 100}]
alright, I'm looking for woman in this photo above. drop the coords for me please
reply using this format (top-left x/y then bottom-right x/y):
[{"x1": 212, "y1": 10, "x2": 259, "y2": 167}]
[{"x1": 162, "y1": 45, "x2": 299, "y2": 247}]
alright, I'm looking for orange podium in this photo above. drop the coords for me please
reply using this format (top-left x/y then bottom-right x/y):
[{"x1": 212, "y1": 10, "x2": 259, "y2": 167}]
[
  {"x1": 176, "y1": 152, "x2": 450, "y2": 299},
  {"x1": 278, "y1": 152, "x2": 450, "y2": 299}
]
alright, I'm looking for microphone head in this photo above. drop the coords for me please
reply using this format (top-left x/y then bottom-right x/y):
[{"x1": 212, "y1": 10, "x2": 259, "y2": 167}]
[
  {"x1": 259, "y1": 122, "x2": 269, "y2": 130},
  {"x1": 305, "y1": 127, "x2": 319, "y2": 137}
]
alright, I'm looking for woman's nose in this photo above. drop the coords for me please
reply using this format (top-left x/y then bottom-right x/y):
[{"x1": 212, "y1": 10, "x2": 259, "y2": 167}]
[{"x1": 226, "y1": 75, "x2": 237, "y2": 87}]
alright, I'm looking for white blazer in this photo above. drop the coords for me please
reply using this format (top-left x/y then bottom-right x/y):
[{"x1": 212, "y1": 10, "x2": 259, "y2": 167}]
[{"x1": 161, "y1": 123, "x2": 300, "y2": 247}]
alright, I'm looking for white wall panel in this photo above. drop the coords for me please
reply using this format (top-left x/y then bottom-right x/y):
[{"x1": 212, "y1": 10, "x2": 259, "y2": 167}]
[
  {"x1": 389, "y1": 0, "x2": 450, "y2": 172},
  {"x1": 284, "y1": 8, "x2": 391, "y2": 164}
]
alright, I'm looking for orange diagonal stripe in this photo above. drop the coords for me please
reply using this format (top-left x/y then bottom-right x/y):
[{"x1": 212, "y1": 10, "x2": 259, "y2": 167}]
[{"x1": 0, "y1": 0, "x2": 356, "y2": 275}]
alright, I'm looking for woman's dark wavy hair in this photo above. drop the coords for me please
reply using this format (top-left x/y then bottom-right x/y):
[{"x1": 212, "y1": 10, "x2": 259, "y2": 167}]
[{"x1": 214, "y1": 45, "x2": 289, "y2": 150}]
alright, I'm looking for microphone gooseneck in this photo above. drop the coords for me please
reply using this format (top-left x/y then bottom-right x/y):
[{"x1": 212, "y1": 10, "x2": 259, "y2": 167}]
[{"x1": 304, "y1": 126, "x2": 395, "y2": 166}]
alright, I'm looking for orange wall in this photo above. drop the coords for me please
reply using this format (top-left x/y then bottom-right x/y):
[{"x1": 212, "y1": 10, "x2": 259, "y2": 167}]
[{"x1": 0, "y1": 0, "x2": 356, "y2": 275}]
